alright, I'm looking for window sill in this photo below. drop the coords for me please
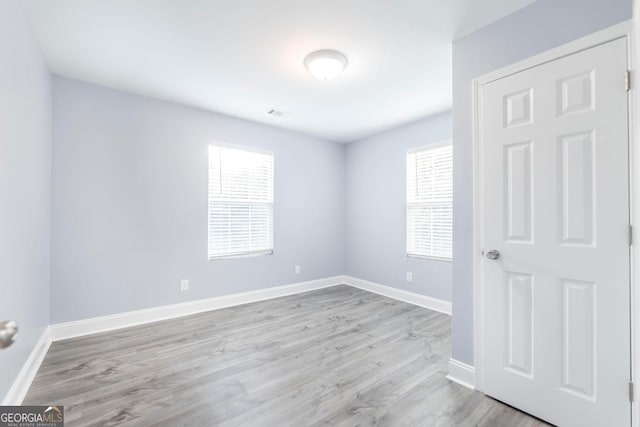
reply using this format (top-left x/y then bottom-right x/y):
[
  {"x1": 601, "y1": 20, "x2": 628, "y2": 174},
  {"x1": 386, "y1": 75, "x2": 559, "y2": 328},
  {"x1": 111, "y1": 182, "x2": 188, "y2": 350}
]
[
  {"x1": 209, "y1": 250, "x2": 274, "y2": 261},
  {"x1": 407, "y1": 254, "x2": 452, "y2": 263}
]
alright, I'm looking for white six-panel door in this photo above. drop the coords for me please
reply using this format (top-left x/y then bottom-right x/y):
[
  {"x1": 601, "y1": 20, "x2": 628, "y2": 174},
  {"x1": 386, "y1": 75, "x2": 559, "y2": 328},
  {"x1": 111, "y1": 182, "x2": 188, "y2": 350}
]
[{"x1": 480, "y1": 38, "x2": 630, "y2": 427}]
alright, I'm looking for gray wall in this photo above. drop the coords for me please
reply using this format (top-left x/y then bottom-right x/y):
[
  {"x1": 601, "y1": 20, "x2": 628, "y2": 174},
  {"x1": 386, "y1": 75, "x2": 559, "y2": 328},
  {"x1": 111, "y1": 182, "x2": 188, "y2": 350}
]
[
  {"x1": 51, "y1": 77, "x2": 345, "y2": 323},
  {"x1": 0, "y1": 0, "x2": 52, "y2": 400},
  {"x1": 451, "y1": 0, "x2": 633, "y2": 365},
  {"x1": 345, "y1": 113, "x2": 452, "y2": 301}
]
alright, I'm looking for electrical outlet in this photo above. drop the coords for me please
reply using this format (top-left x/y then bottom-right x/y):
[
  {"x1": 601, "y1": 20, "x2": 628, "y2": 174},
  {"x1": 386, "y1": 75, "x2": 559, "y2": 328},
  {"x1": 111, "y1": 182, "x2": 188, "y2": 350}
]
[
  {"x1": 406, "y1": 272, "x2": 413, "y2": 283},
  {"x1": 180, "y1": 279, "x2": 189, "y2": 291},
  {"x1": 294, "y1": 265, "x2": 301, "y2": 275}
]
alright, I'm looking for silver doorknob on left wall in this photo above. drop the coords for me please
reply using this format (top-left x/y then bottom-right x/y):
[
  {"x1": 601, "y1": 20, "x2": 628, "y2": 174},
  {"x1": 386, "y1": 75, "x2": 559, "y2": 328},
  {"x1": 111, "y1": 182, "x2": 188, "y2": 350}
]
[
  {"x1": 0, "y1": 320, "x2": 18, "y2": 349},
  {"x1": 485, "y1": 249, "x2": 501, "y2": 260}
]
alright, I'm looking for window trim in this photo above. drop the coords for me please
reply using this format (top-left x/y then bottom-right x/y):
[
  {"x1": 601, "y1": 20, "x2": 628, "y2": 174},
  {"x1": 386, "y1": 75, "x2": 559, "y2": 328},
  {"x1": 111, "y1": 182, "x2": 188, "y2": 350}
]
[
  {"x1": 207, "y1": 142, "x2": 275, "y2": 261},
  {"x1": 208, "y1": 140, "x2": 274, "y2": 156},
  {"x1": 406, "y1": 141, "x2": 453, "y2": 262},
  {"x1": 406, "y1": 140, "x2": 452, "y2": 155}
]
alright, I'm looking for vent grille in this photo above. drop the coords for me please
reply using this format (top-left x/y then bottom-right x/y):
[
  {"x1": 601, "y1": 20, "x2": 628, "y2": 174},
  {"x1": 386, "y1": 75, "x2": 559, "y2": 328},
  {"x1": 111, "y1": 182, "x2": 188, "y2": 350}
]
[{"x1": 267, "y1": 109, "x2": 290, "y2": 117}]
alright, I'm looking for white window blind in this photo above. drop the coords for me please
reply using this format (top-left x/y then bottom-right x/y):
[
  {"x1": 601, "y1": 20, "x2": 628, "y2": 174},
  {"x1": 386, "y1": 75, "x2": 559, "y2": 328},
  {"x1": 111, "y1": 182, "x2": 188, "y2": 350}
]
[
  {"x1": 407, "y1": 144, "x2": 453, "y2": 260},
  {"x1": 208, "y1": 145, "x2": 274, "y2": 260}
]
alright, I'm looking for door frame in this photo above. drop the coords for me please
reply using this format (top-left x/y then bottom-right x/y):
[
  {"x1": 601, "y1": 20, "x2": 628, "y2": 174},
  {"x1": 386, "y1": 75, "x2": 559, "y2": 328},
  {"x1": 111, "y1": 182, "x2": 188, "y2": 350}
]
[{"x1": 471, "y1": 19, "x2": 636, "y2": 422}]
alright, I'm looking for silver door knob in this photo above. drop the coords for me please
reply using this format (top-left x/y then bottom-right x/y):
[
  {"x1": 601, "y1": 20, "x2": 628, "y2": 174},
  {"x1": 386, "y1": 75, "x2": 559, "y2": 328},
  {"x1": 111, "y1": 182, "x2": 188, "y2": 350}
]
[
  {"x1": 486, "y1": 249, "x2": 501, "y2": 260},
  {"x1": 0, "y1": 320, "x2": 18, "y2": 349}
]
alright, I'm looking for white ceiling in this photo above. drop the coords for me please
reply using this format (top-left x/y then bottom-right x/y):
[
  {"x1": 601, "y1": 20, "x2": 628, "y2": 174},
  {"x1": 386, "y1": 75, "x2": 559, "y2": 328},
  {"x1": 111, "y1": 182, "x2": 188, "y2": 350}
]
[{"x1": 21, "y1": 0, "x2": 535, "y2": 143}]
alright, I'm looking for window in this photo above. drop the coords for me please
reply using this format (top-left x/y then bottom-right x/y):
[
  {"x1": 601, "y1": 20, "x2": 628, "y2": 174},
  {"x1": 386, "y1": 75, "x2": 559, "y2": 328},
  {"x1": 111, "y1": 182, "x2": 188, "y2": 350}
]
[
  {"x1": 406, "y1": 144, "x2": 453, "y2": 260},
  {"x1": 208, "y1": 145, "x2": 274, "y2": 259}
]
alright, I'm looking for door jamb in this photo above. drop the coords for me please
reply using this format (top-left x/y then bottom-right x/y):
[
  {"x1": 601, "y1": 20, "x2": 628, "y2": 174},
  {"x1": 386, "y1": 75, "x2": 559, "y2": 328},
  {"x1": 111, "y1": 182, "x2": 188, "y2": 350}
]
[{"x1": 471, "y1": 20, "x2": 635, "y2": 422}]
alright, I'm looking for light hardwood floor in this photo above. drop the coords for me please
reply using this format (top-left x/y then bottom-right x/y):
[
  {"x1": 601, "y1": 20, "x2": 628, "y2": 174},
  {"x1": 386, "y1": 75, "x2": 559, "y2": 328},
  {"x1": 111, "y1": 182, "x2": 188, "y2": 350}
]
[{"x1": 25, "y1": 285, "x2": 548, "y2": 426}]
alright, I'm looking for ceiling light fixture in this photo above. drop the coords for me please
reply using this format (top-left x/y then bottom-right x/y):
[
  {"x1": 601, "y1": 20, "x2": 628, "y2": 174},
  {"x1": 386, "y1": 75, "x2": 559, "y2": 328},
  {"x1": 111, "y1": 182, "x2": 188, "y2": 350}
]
[{"x1": 304, "y1": 50, "x2": 348, "y2": 81}]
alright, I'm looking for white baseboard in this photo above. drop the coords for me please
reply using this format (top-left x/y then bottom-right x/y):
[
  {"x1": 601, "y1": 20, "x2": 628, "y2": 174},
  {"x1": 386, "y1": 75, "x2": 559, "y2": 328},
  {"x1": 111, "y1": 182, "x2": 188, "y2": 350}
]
[
  {"x1": 342, "y1": 275, "x2": 452, "y2": 315},
  {"x1": 50, "y1": 275, "x2": 452, "y2": 342},
  {"x1": 50, "y1": 276, "x2": 344, "y2": 341},
  {"x1": 446, "y1": 358, "x2": 475, "y2": 390},
  {"x1": 5, "y1": 275, "x2": 454, "y2": 404},
  {"x1": 2, "y1": 327, "x2": 52, "y2": 405}
]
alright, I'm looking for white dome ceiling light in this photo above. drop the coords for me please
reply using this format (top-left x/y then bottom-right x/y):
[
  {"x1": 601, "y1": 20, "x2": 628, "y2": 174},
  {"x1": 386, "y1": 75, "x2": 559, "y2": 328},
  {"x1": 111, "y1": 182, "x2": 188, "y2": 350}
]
[{"x1": 304, "y1": 50, "x2": 348, "y2": 81}]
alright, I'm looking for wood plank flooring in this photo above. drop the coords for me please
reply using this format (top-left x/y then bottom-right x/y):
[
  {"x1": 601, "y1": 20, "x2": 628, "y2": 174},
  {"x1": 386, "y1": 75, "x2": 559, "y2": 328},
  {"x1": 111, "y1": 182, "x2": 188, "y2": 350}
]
[{"x1": 25, "y1": 285, "x2": 548, "y2": 426}]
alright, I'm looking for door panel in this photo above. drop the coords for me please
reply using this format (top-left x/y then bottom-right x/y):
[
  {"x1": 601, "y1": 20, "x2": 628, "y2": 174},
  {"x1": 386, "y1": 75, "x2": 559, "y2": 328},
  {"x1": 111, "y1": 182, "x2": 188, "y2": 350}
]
[
  {"x1": 504, "y1": 141, "x2": 534, "y2": 242},
  {"x1": 558, "y1": 131, "x2": 595, "y2": 246},
  {"x1": 480, "y1": 38, "x2": 630, "y2": 427},
  {"x1": 505, "y1": 271, "x2": 534, "y2": 377},
  {"x1": 561, "y1": 278, "x2": 596, "y2": 399}
]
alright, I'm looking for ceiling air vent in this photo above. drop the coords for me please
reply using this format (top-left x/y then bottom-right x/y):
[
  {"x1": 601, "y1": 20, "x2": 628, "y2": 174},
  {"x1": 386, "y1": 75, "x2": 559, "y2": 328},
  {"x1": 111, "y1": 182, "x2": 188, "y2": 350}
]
[{"x1": 267, "y1": 109, "x2": 291, "y2": 117}]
